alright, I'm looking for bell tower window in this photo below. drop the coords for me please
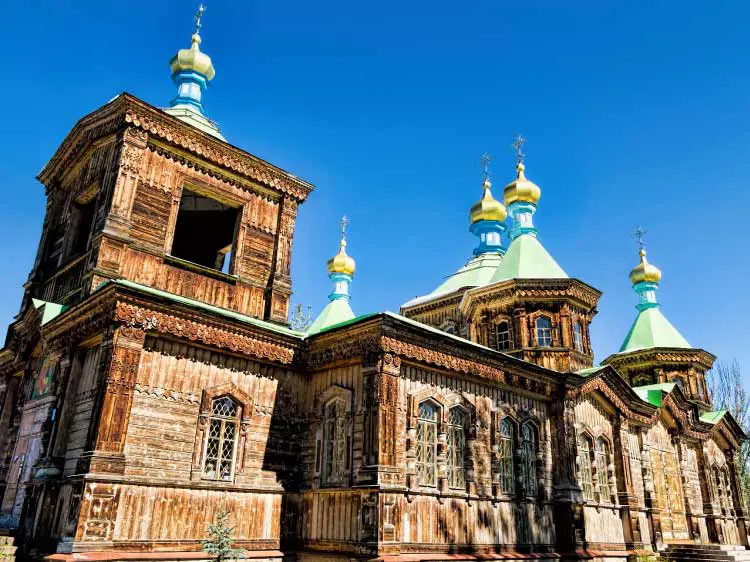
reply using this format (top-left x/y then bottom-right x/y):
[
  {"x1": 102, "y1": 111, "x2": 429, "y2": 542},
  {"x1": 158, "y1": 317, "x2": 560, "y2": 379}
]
[
  {"x1": 536, "y1": 316, "x2": 553, "y2": 347},
  {"x1": 171, "y1": 188, "x2": 240, "y2": 273},
  {"x1": 573, "y1": 321, "x2": 584, "y2": 352},
  {"x1": 496, "y1": 320, "x2": 513, "y2": 351}
]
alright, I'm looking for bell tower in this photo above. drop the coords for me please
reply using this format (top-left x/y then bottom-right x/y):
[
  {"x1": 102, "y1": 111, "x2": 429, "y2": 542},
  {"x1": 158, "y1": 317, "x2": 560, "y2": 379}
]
[{"x1": 22, "y1": 8, "x2": 312, "y2": 324}]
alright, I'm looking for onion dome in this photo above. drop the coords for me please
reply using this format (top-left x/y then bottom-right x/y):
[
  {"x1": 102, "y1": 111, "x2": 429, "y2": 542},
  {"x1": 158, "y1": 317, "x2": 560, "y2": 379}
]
[
  {"x1": 630, "y1": 248, "x2": 662, "y2": 285},
  {"x1": 327, "y1": 236, "x2": 356, "y2": 276},
  {"x1": 470, "y1": 178, "x2": 507, "y2": 224},
  {"x1": 503, "y1": 162, "x2": 542, "y2": 206},
  {"x1": 170, "y1": 32, "x2": 216, "y2": 80}
]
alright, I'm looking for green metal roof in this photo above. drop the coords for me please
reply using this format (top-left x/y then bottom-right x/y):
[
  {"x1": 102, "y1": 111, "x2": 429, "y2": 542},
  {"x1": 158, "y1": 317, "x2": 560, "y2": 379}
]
[
  {"x1": 618, "y1": 306, "x2": 691, "y2": 353},
  {"x1": 489, "y1": 234, "x2": 567, "y2": 283},
  {"x1": 402, "y1": 252, "x2": 503, "y2": 308},
  {"x1": 107, "y1": 279, "x2": 305, "y2": 339},
  {"x1": 32, "y1": 299, "x2": 68, "y2": 326},
  {"x1": 576, "y1": 366, "x2": 606, "y2": 378},
  {"x1": 632, "y1": 382, "x2": 676, "y2": 407},
  {"x1": 307, "y1": 299, "x2": 357, "y2": 335},
  {"x1": 700, "y1": 410, "x2": 728, "y2": 425}
]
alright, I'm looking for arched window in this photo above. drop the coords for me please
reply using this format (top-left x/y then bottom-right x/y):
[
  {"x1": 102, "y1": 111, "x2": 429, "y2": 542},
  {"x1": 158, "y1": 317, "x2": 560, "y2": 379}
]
[
  {"x1": 447, "y1": 407, "x2": 467, "y2": 488},
  {"x1": 520, "y1": 422, "x2": 538, "y2": 497},
  {"x1": 573, "y1": 322, "x2": 584, "y2": 353},
  {"x1": 496, "y1": 320, "x2": 513, "y2": 351},
  {"x1": 323, "y1": 398, "x2": 348, "y2": 485},
  {"x1": 498, "y1": 418, "x2": 515, "y2": 495},
  {"x1": 578, "y1": 435, "x2": 594, "y2": 500},
  {"x1": 416, "y1": 401, "x2": 438, "y2": 486},
  {"x1": 203, "y1": 396, "x2": 239, "y2": 481},
  {"x1": 711, "y1": 466, "x2": 721, "y2": 506},
  {"x1": 595, "y1": 438, "x2": 610, "y2": 503},
  {"x1": 721, "y1": 468, "x2": 734, "y2": 515},
  {"x1": 536, "y1": 316, "x2": 553, "y2": 347}
]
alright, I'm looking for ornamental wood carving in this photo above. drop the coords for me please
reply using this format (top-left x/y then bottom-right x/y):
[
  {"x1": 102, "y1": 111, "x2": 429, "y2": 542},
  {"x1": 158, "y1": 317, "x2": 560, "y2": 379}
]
[{"x1": 114, "y1": 301, "x2": 295, "y2": 364}]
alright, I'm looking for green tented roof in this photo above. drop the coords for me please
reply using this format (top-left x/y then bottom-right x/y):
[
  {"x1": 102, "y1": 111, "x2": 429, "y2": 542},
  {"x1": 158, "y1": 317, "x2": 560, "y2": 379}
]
[
  {"x1": 402, "y1": 252, "x2": 503, "y2": 308},
  {"x1": 489, "y1": 234, "x2": 567, "y2": 283},
  {"x1": 105, "y1": 279, "x2": 305, "y2": 338},
  {"x1": 700, "y1": 410, "x2": 728, "y2": 425},
  {"x1": 618, "y1": 306, "x2": 691, "y2": 353},
  {"x1": 307, "y1": 299, "x2": 357, "y2": 335},
  {"x1": 632, "y1": 382, "x2": 676, "y2": 407}
]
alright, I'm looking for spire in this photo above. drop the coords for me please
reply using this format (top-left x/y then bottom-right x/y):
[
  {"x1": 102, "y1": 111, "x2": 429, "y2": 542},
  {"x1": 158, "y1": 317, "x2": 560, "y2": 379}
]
[
  {"x1": 165, "y1": 4, "x2": 224, "y2": 139},
  {"x1": 503, "y1": 135, "x2": 542, "y2": 240},
  {"x1": 629, "y1": 227, "x2": 663, "y2": 310},
  {"x1": 308, "y1": 216, "x2": 357, "y2": 334},
  {"x1": 469, "y1": 153, "x2": 507, "y2": 255},
  {"x1": 616, "y1": 230, "x2": 690, "y2": 353}
]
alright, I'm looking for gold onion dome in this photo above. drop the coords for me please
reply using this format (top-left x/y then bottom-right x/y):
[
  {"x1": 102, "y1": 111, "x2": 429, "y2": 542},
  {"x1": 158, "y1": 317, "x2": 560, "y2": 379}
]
[
  {"x1": 630, "y1": 248, "x2": 662, "y2": 285},
  {"x1": 470, "y1": 178, "x2": 507, "y2": 224},
  {"x1": 503, "y1": 162, "x2": 542, "y2": 206},
  {"x1": 170, "y1": 33, "x2": 216, "y2": 80},
  {"x1": 327, "y1": 239, "x2": 356, "y2": 276}
]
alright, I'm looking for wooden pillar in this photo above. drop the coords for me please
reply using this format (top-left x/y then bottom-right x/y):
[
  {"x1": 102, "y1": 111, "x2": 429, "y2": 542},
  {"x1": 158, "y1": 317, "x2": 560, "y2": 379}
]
[
  {"x1": 726, "y1": 450, "x2": 750, "y2": 546},
  {"x1": 550, "y1": 387, "x2": 585, "y2": 551},
  {"x1": 80, "y1": 326, "x2": 145, "y2": 475}
]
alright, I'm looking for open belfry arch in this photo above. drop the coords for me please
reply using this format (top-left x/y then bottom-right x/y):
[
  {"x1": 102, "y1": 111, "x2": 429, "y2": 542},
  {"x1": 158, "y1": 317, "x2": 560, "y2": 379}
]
[{"x1": 0, "y1": 7, "x2": 746, "y2": 562}]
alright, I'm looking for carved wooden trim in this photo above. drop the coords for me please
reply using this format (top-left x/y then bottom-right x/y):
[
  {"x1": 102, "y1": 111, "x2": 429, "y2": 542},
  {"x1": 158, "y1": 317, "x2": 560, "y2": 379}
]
[{"x1": 114, "y1": 301, "x2": 294, "y2": 364}]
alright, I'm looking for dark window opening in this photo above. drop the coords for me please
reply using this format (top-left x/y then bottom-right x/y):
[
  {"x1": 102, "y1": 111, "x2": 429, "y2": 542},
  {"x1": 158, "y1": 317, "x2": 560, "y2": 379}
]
[
  {"x1": 70, "y1": 199, "x2": 97, "y2": 257},
  {"x1": 171, "y1": 189, "x2": 240, "y2": 273}
]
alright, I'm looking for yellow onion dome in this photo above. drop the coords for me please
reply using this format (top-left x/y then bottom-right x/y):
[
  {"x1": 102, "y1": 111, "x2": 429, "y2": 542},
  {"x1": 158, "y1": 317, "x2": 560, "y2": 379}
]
[
  {"x1": 630, "y1": 248, "x2": 662, "y2": 285},
  {"x1": 170, "y1": 33, "x2": 216, "y2": 80},
  {"x1": 327, "y1": 239, "x2": 356, "y2": 276},
  {"x1": 470, "y1": 178, "x2": 507, "y2": 224},
  {"x1": 503, "y1": 162, "x2": 542, "y2": 206}
]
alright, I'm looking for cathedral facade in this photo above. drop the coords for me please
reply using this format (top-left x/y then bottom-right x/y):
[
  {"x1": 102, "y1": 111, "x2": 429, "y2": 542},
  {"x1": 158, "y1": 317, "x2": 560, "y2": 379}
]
[{"x1": 0, "y1": 11, "x2": 746, "y2": 562}]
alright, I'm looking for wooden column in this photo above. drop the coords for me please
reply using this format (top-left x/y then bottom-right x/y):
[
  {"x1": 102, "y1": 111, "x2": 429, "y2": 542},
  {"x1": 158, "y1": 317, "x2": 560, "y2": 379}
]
[
  {"x1": 726, "y1": 450, "x2": 750, "y2": 546},
  {"x1": 550, "y1": 387, "x2": 586, "y2": 551},
  {"x1": 80, "y1": 326, "x2": 145, "y2": 475}
]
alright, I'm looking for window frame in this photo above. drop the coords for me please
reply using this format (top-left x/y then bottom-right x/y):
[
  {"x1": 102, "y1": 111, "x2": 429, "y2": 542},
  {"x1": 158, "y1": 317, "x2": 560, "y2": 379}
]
[
  {"x1": 578, "y1": 434, "x2": 595, "y2": 501},
  {"x1": 446, "y1": 406, "x2": 467, "y2": 489},
  {"x1": 496, "y1": 320, "x2": 513, "y2": 351},
  {"x1": 416, "y1": 400, "x2": 439, "y2": 487},
  {"x1": 321, "y1": 397, "x2": 349, "y2": 486},
  {"x1": 202, "y1": 396, "x2": 241, "y2": 482},
  {"x1": 535, "y1": 316, "x2": 553, "y2": 348},
  {"x1": 595, "y1": 437, "x2": 611, "y2": 503},
  {"x1": 573, "y1": 321, "x2": 584, "y2": 353},
  {"x1": 519, "y1": 421, "x2": 539, "y2": 498},
  {"x1": 498, "y1": 417, "x2": 515, "y2": 496}
]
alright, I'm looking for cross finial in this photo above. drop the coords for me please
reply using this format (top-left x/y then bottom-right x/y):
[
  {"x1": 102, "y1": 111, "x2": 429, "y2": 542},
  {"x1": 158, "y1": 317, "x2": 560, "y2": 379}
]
[
  {"x1": 340, "y1": 215, "x2": 350, "y2": 239},
  {"x1": 194, "y1": 3, "x2": 206, "y2": 35},
  {"x1": 480, "y1": 152, "x2": 492, "y2": 181},
  {"x1": 512, "y1": 134, "x2": 526, "y2": 164},
  {"x1": 633, "y1": 226, "x2": 647, "y2": 250}
]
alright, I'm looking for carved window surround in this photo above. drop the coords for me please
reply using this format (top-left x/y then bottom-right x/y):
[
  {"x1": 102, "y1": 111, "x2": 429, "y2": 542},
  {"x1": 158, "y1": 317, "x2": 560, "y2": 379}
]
[
  {"x1": 191, "y1": 383, "x2": 253, "y2": 484},
  {"x1": 312, "y1": 385, "x2": 353, "y2": 489},
  {"x1": 405, "y1": 389, "x2": 477, "y2": 499}
]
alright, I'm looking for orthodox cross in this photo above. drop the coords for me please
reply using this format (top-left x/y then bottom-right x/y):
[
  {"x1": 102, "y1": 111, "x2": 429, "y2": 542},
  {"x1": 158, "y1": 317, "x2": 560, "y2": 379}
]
[
  {"x1": 340, "y1": 215, "x2": 350, "y2": 241},
  {"x1": 633, "y1": 226, "x2": 647, "y2": 250},
  {"x1": 481, "y1": 152, "x2": 492, "y2": 181},
  {"x1": 512, "y1": 134, "x2": 526, "y2": 164},
  {"x1": 194, "y1": 3, "x2": 206, "y2": 34}
]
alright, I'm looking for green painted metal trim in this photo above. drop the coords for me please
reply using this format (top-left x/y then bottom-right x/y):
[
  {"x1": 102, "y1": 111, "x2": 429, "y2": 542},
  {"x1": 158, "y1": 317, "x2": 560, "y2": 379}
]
[
  {"x1": 631, "y1": 382, "x2": 676, "y2": 407},
  {"x1": 700, "y1": 410, "x2": 728, "y2": 425},
  {"x1": 32, "y1": 299, "x2": 68, "y2": 326},
  {"x1": 575, "y1": 366, "x2": 606, "y2": 378}
]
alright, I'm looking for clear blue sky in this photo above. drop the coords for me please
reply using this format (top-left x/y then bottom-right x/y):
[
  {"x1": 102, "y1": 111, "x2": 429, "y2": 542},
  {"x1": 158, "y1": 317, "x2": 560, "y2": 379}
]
[{"x1": 1, "y1": 1, "x2": 749, "y2": 383}]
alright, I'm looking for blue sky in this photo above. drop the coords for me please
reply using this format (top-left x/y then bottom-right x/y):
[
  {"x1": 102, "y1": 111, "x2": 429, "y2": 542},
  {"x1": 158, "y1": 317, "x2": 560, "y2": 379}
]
[{"x1": 1, "y1": 1, "x2": 749, "y2": 383}]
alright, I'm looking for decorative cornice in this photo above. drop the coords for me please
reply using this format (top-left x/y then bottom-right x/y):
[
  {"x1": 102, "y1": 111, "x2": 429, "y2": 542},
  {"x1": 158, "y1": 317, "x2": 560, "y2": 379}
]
[
  {"x1": 114, "y1": 301, "x2": 295, "y2": 365},
  {"x1": 603, "y1": 347, "x2": 715, "y2": 371},
  {"x1": 460, "y1": 278, "x2": 601, "y2": 318},
  {"x1": 38, "y1": 93, "x2": 314, "y2": 202}
]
